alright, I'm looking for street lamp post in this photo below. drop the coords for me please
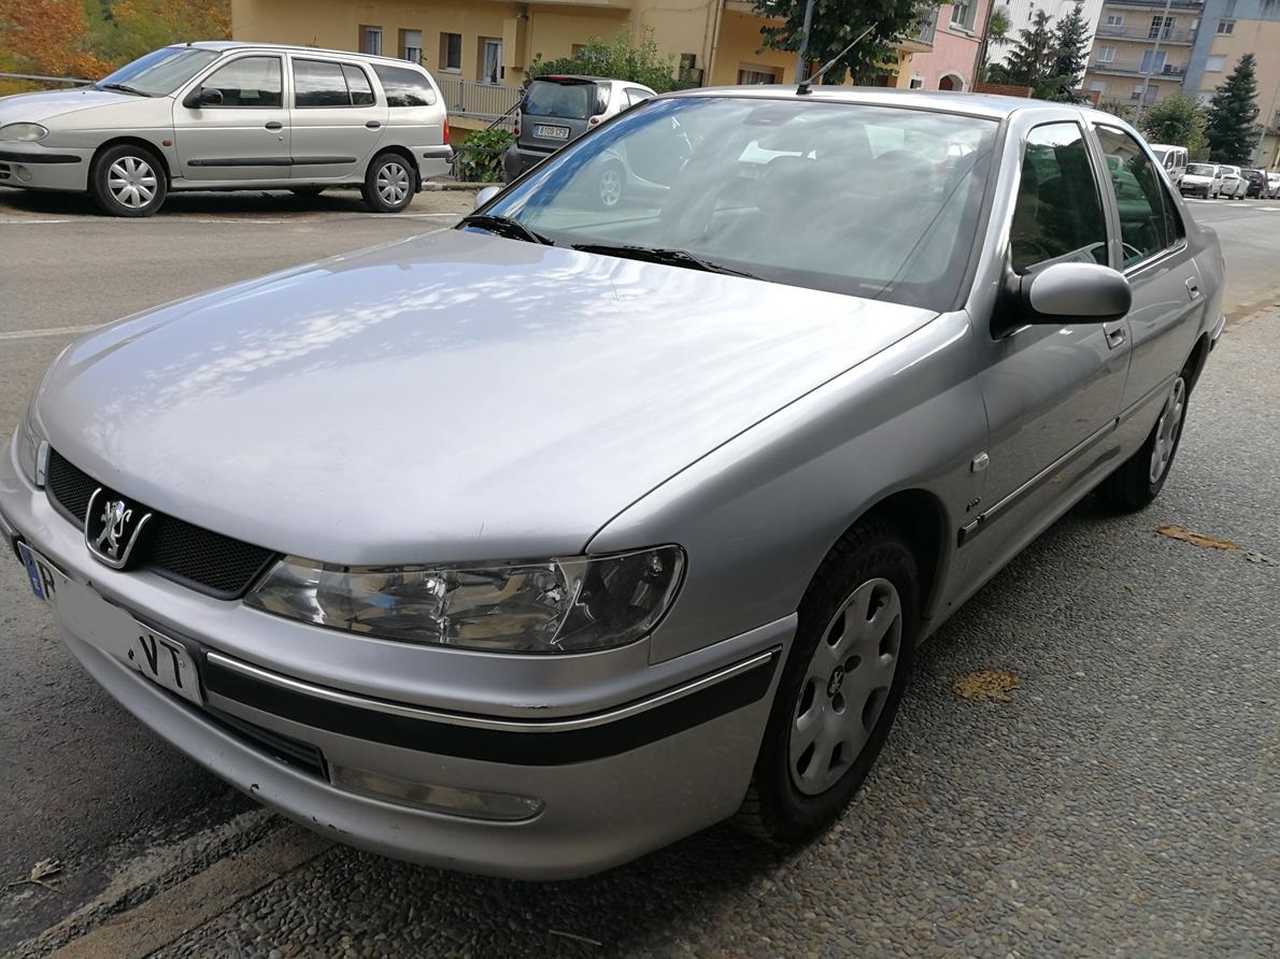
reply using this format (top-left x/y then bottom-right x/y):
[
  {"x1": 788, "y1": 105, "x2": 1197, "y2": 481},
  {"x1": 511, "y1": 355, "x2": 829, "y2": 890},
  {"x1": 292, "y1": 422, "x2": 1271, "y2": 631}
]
[
  {"x1": 1135, "y1": 0, "x2": 1176, "y2": 121},
  {"x1": 796, "y1": 0, "x2": 817, "y2": 81}
]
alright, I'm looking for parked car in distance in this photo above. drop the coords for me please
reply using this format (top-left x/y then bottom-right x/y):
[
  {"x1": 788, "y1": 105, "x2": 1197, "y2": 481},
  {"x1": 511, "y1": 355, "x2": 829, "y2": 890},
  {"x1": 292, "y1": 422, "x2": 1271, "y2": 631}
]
[
  {"x1": 1267, "y1": 171, "x2": 1280, "y2": 199},
  {"x1": 0, "y1": 41, "x2": 452, "y2": 216},
  {"x1": 1149, "y1": 143, "x2": 1188, "y2": 185},
  {"x1": 501, "y1": 75, "x2": 655, "y2": 195},
  {"x1": 1180, "y1": 162, "x2": 1221, "y2": 198},
  {"x1": 3, "y1": 88, "x2": 1225, "y2": 879},
  {"x1": 1216, "y1": 164, "x2": 1248, "y2": 199},
  {"x1": 1242, "y1": 167, "x2": 1269, "y2": 198}
]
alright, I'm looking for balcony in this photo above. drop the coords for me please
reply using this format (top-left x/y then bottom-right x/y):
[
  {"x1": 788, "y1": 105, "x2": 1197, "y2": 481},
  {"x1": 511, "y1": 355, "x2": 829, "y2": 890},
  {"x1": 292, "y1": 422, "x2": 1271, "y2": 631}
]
[
  {"x1": 436, "y1": 76, "x2": 521, "y2": 129},
  {"x1": 1095, "y1": 23, "x2": 1197, "y2": 43},
  {"x1": 900, "y1": 7, "x2": 938, "y2": 52},
  {"x1": 1088, "y1": 59, "x2": 1188, "y2": 77},
  {"x1": 1098, "y1": 0, "x2": 1201, "y2": 9}
]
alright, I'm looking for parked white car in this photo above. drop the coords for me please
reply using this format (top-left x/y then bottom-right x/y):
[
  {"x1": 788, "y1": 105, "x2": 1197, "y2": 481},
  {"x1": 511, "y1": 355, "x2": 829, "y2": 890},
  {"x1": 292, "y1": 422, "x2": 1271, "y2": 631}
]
[
  {"x1": 0, "y1": 42, "x2": 453, "y2": 216},
  {"x1": 1179, "y1": 162, "x2": 1221, "y2": 198},
  {"x1": 1266, "y1": 172, "x2": 1280, "y2": 199},
  {"x1": 1215, "y1": 164, "x2": 1248, "y2": 200},
  {"x1": 1149, "y1": 143, "x2": 1188, "y2": 186}
]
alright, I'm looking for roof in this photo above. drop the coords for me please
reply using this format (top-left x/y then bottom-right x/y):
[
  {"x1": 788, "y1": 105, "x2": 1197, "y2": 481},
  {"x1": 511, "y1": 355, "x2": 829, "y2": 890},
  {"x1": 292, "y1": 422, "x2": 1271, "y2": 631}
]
[{"x1": 182, "y1": 40, "x2": 420, "y2": 68}]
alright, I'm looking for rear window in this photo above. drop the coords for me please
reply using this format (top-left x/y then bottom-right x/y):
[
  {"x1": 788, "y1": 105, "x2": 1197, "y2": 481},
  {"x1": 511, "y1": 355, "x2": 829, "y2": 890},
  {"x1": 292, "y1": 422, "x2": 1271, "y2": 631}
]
[
  {"x1": 1188, "y1": 164, "x2": 1215, "y2": 176},
  {"x1": 523, "y1": 80, "x2": 604, "y2": 119},
  {"x1": 372, "y1": 64, "x2": 436, "y2": 107}
]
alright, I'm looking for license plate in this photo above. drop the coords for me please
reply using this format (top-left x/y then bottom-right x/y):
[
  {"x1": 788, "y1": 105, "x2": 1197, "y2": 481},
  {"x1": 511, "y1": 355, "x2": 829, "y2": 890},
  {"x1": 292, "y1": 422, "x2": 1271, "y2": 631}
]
[
  {"x1": 534, "y1": 124, "x2": 570, "y2": 140},
  {"x1": 19, "y1": 542, "x2": 203, "y2": 705}
]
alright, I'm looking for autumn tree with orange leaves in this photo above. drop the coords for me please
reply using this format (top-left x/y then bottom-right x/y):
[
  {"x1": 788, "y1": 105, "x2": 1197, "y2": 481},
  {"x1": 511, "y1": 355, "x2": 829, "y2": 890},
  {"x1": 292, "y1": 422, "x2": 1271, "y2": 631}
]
[{"x1": 0, "y1": 0, "x2": 110, "y2": 77}]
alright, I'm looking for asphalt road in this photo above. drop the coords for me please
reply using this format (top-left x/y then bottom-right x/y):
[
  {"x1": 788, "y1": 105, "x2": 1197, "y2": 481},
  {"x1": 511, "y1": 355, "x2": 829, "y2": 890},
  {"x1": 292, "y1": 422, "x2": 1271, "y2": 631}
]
[{"x1": 1, "y1": 188, "x2": 1279, "y2": 956}]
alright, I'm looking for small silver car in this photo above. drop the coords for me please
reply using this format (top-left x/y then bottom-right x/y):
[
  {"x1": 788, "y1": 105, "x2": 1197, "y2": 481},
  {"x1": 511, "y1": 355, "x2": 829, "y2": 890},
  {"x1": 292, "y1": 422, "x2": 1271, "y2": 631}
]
[
  {"x1": 2, "y1": 88, "x2": 1225, "y2": 878},
  {"x1": 0, "y1": 42, "x2": 452, "y2": 216}
]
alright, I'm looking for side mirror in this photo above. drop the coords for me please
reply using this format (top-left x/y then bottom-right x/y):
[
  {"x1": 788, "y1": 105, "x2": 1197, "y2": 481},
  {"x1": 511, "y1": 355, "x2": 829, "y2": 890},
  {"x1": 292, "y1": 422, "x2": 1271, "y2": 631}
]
[
  {"x1": 183, "y1": 86, "x2": 223, "y2": 109},
  {"x1": 474, "y1": 185, "x2": 501, "y2": 209},
  {"x1": 1018, "y1": 262, "x2": 1132, "y2": 325}
]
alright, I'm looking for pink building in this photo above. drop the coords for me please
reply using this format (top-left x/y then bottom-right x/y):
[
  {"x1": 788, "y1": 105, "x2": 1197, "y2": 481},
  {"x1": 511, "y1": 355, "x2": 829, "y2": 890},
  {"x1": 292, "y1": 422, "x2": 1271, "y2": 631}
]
[{"x1": 899, "y1": 0, "x2": 994, "y2": 92}]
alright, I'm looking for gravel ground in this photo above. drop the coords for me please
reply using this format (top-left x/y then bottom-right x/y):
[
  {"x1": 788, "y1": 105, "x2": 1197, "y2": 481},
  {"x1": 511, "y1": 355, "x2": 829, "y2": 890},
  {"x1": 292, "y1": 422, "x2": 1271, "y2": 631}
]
[{"x1": 151, "y1": 311, "x2": 1280, "y2": 958}]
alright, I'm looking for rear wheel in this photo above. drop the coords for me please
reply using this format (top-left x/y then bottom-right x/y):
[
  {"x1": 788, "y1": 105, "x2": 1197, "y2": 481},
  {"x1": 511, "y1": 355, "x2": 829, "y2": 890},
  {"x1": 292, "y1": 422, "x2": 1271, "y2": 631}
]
[
  {"x1": 1100, "y1": 372, "x2": 1189, "y2": 511},
  {"x1": 362, "y1": 153, "x2": 415, "y2": 213},
  {"x1": 738, "y1": 519, "x2": 918, "y2": 844},
  {"x1": 91, "y1": 143, "x2": 166, "y2": 217}
]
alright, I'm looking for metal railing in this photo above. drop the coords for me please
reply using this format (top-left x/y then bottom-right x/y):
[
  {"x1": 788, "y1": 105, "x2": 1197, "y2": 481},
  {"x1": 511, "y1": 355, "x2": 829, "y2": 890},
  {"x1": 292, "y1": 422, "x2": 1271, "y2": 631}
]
[
  {"x1": 913, "y1": 7, "x2": 939, "y2": 45},
  {"x1": 0, "y1": 71, "x2": 93, "y2": 88},
  {"x1": 436, "y1": 75, "x2": 521, "y2": 127},
  {"x1": 1095, "y1": 23, "x2": 1197, "y2": 42},
  {"x1": 1089, "y1": 59, "x2": 1187, "y2": 76}
]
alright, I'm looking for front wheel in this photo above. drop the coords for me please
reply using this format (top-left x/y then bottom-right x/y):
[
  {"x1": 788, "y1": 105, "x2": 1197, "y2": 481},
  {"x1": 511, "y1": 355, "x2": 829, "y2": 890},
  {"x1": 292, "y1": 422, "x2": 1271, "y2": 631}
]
[
  {"x1": 1100, "y1": 373, "x2": 1188, "y2": 511},
  {"x1": 738, "y1": 519, "x2": 918, "y2": 844},
  {"x1": 90, "y1": 144, "x2": 167, "y2": 217},
  {"x1": 362, "y1": 154, "x2": 415, "y2": 213}
]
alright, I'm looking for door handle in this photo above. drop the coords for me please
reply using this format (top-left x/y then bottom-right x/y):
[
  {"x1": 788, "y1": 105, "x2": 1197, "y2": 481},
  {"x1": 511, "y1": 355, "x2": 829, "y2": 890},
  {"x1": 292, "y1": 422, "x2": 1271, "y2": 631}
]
[
  {"x1": 1186, "y1": 277, "x2": 1200, "y2": 300},
  {"x1": 264, "y1": 121, "x2": 283, "y2": 131},
  {"x1": 365, "y1": 120, "x2": 382, "y2": 129},
  {"x1": 1104, "y1": 324, "x2": 1127, "y2": 349}
]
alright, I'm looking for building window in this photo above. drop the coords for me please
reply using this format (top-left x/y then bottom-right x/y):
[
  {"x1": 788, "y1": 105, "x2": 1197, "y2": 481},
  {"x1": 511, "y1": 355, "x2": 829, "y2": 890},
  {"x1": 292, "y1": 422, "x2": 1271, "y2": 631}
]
[
  {"x1": 951, "y1": 0, "x2": 977, "y2": 30},
  {"x1": 399, "y1": 29, "x2": 422, "y2": 64},
  {"x1": 438, "y1": 32, "x2": 461, "y2": 71},
  {"x1": 909, "y1": 75, "x2": 924, "y2": 88},
  {"x1": 571, "y1": 43, "x2": 588, "y2": 57},
  {"x1": 1140, "y1": 49, "x2": 1166, "y2": 73},
  {"x1": 359, "y1": 25, "x2": 382, "y2": 56},
  {"x1": 1097, "y1": 46, "x2": 1116, "y2": 62},
  {"x1": 478, "y1": 37, "x2": 503, "y2": 84},
  {"x1": 1206, "y1": 54, "x2": 1227, "y2": 71},
  {"x1": 737, "y1": 66, "x2": 779, "y2": 84},
  {"x1": 1105, "y1": 13, "x2": 1124, "y2": 26},
  {"x1": 1217, "y1": 18, "x2": 1235, "y2": 32},
  {"x1": 1149, "y1": 15, "x2": 1174, "y2": 37}
]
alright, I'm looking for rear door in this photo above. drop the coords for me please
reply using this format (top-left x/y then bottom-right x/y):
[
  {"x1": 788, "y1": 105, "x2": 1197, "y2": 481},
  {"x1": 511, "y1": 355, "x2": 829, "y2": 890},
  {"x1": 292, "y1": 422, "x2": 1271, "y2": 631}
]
[
  {"x1": 172, "y1": 54, "x2": 290, "y2": 181},
  {"x1": 288, "y1": 57, "x2": 386, "y2": 181}
]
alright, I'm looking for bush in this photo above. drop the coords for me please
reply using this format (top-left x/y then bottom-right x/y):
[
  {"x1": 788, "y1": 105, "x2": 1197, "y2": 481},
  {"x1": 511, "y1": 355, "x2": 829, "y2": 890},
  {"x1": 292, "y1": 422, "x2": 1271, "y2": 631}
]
[
  {"x1": 529, "y1": 30, "x2": 682, "y2": 92},
  {"x1": 454, "y1": 127, "x2": 513, "y2": 183}
]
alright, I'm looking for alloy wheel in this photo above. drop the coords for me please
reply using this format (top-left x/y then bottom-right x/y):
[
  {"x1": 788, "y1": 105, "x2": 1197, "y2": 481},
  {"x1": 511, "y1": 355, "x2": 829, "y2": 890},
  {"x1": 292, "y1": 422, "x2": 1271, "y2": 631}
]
[
  {"x1": 376, "y1": 161, "x2": 411, "y2": 206},
  {"x1": 1149, "y1": 376, "x2": 1187, "y2": 484},
  {"x1": 789, "y1": 577, "x2": 903, "y2": 796},
  {"x1": 599, "y1": 167, "x2": 622, "y2": 207},
  {"x1": 107, "y1": 155, "x2": 157, "y2": 210}
]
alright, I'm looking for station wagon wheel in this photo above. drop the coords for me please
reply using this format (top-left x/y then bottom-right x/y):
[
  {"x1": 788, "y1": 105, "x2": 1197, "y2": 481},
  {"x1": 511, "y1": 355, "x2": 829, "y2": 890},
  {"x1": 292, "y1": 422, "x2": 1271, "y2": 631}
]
[
  {"x1": 738, "y1": 518, "x2": 918, "y2": 844},
  {"x1": 362, "y1": 153, "x2": 416, "y2": 213},
  {"x1": 90, "y1": 143, "x2": 167, "y2": 217}
]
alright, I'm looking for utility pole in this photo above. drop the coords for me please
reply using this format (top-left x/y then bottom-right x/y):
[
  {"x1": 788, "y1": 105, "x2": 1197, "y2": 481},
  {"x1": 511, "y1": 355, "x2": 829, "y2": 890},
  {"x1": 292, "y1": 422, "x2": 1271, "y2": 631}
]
[
  {"x1": 796, "y1": 0, "x2": 817, "y2": 81},
  {"x1": 1135, "y1": 0, "x2": 1175, "y2": 121}
]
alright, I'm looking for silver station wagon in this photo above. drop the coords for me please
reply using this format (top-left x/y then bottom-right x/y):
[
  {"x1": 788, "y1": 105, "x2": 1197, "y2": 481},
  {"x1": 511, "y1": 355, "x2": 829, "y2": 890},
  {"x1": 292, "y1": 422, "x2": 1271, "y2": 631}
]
[
  {"x1": 2, "y1": 87, "x2": 1224, "y2": 878},
  {"x1": 0, "y1": 41, "x2": 452, "y2": 215}
]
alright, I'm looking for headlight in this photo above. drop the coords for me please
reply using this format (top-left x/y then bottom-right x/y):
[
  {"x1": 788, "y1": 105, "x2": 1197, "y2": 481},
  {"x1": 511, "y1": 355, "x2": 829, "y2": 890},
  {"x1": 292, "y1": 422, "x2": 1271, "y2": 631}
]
[
  {"x1": 0, "y1": 123, "x2": 50, "y2": 142},
  {"x1": 14, "y1": 401, "x2": 49, "y2": 488},
  {"x1": 245, "y1": 545, "x2": 685, "y2": 654}
]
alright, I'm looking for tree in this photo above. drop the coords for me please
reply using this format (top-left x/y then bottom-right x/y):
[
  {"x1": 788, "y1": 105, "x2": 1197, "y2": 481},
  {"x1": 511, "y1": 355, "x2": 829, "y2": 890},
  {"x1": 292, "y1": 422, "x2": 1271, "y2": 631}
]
[
  {"x1": 1049, "y1": 3, "x2": 1089, "y2": 89},
  {"x1": 975, "y1": 8, "x2": 1011, "y2": 82},
  {"x1": 0, "y1": 0, "x2": 109, "y2": 78},
  {"x1": 89, "y1": 0, "x2": 231, "y2": 66},
  {"x1": 1140, "y1": 94, "x2": 1209, "y2": 157},
  {"x1": 1205, "y1": 53, "x2": 1261, "y2": 164},
  {"x1": 1003, "y1": 10, "x2": 1056, "y2": 88},
  {"x1": 751, "y1": 0, "x2": 938, "y2": 85},
  {"x1": 529, "y1": 30, "x2": 682, "y2": 92}
]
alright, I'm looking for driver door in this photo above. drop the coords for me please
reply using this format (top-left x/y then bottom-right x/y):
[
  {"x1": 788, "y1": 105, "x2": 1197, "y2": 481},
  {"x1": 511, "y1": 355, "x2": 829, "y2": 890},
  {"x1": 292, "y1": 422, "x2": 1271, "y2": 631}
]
[{"x1": 172, "y1": 54, "x2": 291, "y2": 182}]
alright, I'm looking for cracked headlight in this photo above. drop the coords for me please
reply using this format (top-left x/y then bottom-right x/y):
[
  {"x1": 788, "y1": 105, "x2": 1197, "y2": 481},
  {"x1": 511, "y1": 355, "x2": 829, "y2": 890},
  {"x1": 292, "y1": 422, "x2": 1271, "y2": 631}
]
[
  {"x1": 14, "y1": 401, "x2": 49, "y2": 488},
  {"x1": 0, "y1": 123, "x2": 49, "y2": 142},
  {"x1": 245, "y1": 546, "x2": 685, "y2": 654}
]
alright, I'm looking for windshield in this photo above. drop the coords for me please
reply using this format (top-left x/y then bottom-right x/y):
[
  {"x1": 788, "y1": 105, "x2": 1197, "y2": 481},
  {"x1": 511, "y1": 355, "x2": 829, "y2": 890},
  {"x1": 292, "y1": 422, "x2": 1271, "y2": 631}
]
[
  {"x1": 524, "y1": 80, "x2": 599, "y2": 119},
  {"x1": 482, "y1": 97, "x2": 996, "y2": 310},
  {"x1": 1151, "y1": 147, "x2": 1170, "y2": 161},
  {"x1": 1187, "y1": 164, "x2": 1215, "y2": 176},
  {"x1": 96, "y1": 46, "x2": 221, "y2": 96}
]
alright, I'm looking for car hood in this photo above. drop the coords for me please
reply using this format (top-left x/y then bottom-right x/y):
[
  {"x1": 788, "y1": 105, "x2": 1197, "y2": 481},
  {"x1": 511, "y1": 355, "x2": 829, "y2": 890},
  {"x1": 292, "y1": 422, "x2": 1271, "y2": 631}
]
[
  {"x1": 37, "y1": 230, "x2": 936, "y2": 564},
  {"x1": 0, "y1": 87, "x2": 143, "y2": 125},
  {"x1": 1182, "y1": 174, "x2": 1212, "y2": 183}
]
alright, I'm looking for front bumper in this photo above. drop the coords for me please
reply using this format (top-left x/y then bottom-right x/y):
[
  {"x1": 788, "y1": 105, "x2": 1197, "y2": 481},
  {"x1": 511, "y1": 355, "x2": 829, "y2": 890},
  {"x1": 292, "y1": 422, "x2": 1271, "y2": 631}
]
[
  {"x1": 0, "y1": 436, "x2": 791, "y2": 878},
  {"x1": 0, "y1": 142, "x2": 92, "y2": 191}
]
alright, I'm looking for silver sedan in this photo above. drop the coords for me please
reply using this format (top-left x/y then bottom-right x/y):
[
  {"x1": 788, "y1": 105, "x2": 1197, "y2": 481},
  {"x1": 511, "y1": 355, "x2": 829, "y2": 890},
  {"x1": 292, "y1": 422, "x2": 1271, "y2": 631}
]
[{"x1": 1, "y1": 87, "x2": 1224, "y2": 878}]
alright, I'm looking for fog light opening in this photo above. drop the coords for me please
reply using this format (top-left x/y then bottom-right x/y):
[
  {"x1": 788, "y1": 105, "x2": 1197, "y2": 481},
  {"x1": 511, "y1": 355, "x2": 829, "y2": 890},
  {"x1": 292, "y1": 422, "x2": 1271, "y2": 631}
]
[
  {"x1": 331, "y1": 765, "x2": 544, "y2": 822},
  {"x1": 13, "y1": 164, "x2": 32, "y2": 182}
]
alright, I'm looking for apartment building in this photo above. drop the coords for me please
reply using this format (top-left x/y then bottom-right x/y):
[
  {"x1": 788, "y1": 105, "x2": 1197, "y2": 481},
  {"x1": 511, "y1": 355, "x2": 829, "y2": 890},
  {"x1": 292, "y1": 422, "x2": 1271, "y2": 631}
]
[
  {"x1": 230, "y1": 0, "x2": 990, "y2": 132},
  {"x1": 1082, "y1": 0, "x2": 1203, "y2": 107},
  {"x1": 1183, "y1": 0, "x2": 1280, "y2": 165},
  {"x1": 987, "y1": 0, "x2": 1106, "y2": 66}
]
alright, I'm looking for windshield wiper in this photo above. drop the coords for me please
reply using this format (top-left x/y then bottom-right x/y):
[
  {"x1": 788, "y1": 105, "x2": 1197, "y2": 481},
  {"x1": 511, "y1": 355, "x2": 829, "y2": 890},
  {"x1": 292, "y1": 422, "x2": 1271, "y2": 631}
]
[
  {"x1": 96, "y1": 82, "x2": 152, "y2": 97},
  {"x1": 570, "y1": 243, "x2": 759, "y2": 279},
  {"x1": 458, "y1": 214, "x2": 554, "y2": 245}
]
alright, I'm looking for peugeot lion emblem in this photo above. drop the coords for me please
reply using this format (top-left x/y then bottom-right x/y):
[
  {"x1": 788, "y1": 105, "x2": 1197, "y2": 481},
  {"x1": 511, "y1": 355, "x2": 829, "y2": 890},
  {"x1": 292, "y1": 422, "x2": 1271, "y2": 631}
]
[{"x1": 85, "y1": 487, "x2": 153, "y2": 569}]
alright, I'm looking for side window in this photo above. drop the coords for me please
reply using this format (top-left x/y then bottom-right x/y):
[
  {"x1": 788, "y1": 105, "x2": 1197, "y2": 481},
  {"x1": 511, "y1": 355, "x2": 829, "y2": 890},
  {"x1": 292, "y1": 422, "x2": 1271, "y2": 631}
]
[
  {"x1": 372, "y1": 65, "x2": 436, "y2": 107},
  {"x1": 625, "y1": 87, "x2": 652, "y2": 107},
  {"x1": 1093, "y1": 125, "x2": 1179, "y2": 266},
  {"x1": 199, "y1": 56, "x2": 282, "y2": 108},
  {"x1": 1010, "y1": 123, "x2": 1109, "y2": 274},
  {"x1": 294, "y1": 59, "x2": 351, "y2": 108},
  {"x1": 342, "y1": 64, "x2": 375, "y2": 106}
]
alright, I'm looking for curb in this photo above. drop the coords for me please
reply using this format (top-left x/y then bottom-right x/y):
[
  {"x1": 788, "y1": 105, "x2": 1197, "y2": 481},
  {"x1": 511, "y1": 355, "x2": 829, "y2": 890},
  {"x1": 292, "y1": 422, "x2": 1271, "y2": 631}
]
[{"x1": 422, "y1": 181, "x2": 500, "y2": 191}]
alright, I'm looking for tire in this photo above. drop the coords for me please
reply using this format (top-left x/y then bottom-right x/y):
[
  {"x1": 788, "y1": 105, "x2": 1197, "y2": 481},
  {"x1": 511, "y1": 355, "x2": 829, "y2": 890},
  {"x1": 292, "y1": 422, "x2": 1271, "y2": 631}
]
[
  {"x1": 596, "y1": 159, "x2": 624, "y2": 209},
  {"x1": 1099, "y1": 372, "x2": 1189, "y2": 512},
  {"x1": 90, "y1": 143, "x2": 167, "y2": 217},
  {"x1": 737, "y1": 518, "x2": 919, "y2": 845},
  {"x1": 362, "y1": 153, "x2": 415, "y2": 213},
  {"x1": 289, "y1": 186, "x2": 326, "y2": 197}
]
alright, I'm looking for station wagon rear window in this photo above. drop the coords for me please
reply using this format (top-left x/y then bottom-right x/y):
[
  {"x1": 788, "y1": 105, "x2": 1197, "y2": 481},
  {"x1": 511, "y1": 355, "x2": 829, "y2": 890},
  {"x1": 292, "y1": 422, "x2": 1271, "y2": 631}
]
[{"x1": 372, "y1": 65, "x2": 436, "y2": 107}]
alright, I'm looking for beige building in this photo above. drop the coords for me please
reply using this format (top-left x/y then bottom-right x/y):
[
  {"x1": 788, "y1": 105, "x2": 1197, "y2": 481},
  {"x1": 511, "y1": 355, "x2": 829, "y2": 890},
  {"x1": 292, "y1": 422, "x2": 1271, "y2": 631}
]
[
  {"x1": 230, "y1": 0, "x2": 938, "y2": 131},
  {"x1": 1083, "y1": 0, "x2": 1203, "y2": 110}
]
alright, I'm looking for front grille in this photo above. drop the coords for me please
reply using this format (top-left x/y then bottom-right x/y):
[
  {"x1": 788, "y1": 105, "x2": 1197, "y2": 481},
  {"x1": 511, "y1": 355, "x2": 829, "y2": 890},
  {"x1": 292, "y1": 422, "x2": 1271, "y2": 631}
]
[{"x1": 45, "y1": 448, "x2": 278, "y2": 599}]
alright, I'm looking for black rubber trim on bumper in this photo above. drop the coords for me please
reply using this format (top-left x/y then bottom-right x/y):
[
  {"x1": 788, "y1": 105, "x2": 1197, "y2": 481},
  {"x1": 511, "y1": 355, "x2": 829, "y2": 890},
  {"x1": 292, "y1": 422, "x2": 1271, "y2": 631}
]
[
  {"x1": 0, "y1": 150, "x2": 81, "y2": 164},
  {"x1": 203, "y1": 650, "x2": 779, "y2": 766}
]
